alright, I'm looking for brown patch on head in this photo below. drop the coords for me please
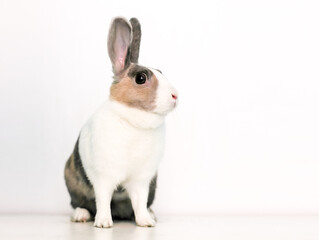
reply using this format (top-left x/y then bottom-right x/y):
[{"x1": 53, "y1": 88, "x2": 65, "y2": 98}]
[{"x1": 110, "y1": 64, "x2": 158, "y2": 111}]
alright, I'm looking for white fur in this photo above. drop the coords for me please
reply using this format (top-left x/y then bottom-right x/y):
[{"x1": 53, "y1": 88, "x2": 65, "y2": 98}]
[
  {"x1": 78, "y1": 66, "x2": 176, "y2": 228},
  {"x1": 78, "y1": 67, "x2": 177, "y2": 227},
  {"x1": 72, "y1": 207, "x2": 91, "y2": 222},
  {"x1": 79, "y1": 99, "x2": 166, "y2": 228},
  {"x1": 151, "y1": 68, "x2": 178, "y2": 115}
]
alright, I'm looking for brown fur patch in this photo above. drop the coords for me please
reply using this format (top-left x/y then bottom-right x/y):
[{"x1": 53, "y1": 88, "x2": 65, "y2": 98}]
[
  {"x1": 64, "y1": 140, "x2": 95, "y2": 205},
  {"x1": 110, "y1": 64, "x2": 158, "y2": 111}
]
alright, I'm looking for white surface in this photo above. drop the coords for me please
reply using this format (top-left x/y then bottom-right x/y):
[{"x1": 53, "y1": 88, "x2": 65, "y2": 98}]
[
  {"x1": 1, "y1": 0, "x2": 319, "y2": 215},
  {"x1": 1, "y1": 214, "x2": 319, "y2": 240}
]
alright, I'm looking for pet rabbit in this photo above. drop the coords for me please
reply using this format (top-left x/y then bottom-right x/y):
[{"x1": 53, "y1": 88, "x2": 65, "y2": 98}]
[{"x1": 64, "y1": 17, "x2": 178, "y2": 228}]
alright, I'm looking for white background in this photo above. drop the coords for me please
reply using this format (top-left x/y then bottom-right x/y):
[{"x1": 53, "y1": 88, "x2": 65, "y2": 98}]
[{"x1": 1, "y1": 0, "x2": 319, "y2": 215}]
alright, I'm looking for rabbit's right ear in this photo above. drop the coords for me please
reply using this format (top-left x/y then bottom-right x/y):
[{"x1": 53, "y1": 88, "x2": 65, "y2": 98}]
[
  {"x1": 108, "y1": 18, "x2": 132, "y2": 75},
  {"x1": 129, "y1": 18, "x2": 141, "y2": 63}
]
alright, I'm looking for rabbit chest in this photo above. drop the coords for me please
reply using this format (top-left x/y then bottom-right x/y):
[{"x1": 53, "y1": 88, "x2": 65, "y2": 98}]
[{"x1": 79, "y1": 100, "x2": 165, "y2": 184}]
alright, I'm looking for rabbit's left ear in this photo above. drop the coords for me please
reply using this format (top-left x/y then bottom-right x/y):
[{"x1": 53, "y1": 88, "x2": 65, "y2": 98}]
[
  {"x1": 129, "y1": 18, "x2": 141, "y2": 63},
  {"x1": 108, "y1": 17, "x2": 132, "y2": 74}
]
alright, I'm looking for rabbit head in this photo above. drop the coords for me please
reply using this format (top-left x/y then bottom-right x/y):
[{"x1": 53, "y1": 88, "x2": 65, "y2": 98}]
[{"x1": 108, "y1": 17, "x2": 178, "y2": 115}]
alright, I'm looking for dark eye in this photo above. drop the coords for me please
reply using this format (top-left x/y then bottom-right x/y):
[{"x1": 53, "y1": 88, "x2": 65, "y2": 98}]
[{"x1": 135, "y1": 73, "x2": 147, "y2": 84}]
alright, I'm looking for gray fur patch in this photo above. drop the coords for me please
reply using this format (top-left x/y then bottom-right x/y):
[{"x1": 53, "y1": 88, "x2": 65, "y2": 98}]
[
  {"x1": 129, "y1": 18, "x2": 141, "y2": 63},
  {"x1": 112, "y1": 188, "x2": 129, "y2": 201},
  {"x1": 127, "y1": 64, "x2": 153, "y2": 79}
]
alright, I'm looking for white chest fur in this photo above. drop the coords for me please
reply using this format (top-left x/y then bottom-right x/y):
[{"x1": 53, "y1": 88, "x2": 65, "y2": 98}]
[{"x1": 79, "y1": 100, "x2": 165, "y2": 187}]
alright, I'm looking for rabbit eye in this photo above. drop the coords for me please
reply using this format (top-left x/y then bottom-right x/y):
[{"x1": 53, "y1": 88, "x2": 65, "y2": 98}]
[{"x1": 135, "y1": 73, "x2": 147, "y2": 84}]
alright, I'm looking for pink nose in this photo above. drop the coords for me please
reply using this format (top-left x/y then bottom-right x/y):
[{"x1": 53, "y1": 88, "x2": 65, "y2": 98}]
[{"x1": 172, "y1": 94, "x2": 178, "y2": 100}]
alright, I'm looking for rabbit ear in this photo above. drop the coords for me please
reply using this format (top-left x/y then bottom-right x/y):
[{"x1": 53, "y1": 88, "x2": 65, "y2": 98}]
[
  {"x1": 108, "y1": 18, "x2": 132, "y2": 74},
  {"x1": 129, "y1": 18, "x2": 141, "y2": 63}
]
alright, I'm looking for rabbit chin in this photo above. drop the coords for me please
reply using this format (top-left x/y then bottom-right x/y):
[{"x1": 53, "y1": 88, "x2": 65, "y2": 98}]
[{"x1": 153, "y1": 101, "x2": 177, "y2": 116}]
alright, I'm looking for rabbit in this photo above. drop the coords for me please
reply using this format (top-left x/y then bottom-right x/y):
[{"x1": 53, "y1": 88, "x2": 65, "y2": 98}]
[{"x1": 64, "y1": 17, "x2": 178, "y2": 228}]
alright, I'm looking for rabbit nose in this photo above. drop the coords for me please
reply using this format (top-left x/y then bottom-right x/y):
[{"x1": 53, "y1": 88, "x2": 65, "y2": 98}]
[{"x1": 172, "y1": 94, "x2": 178, "y2": 100}]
